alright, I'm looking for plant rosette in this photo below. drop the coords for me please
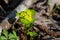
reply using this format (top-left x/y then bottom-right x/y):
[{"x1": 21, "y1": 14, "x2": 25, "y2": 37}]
[{"x1": 16, "y1": 9, "x2": 36, "y2": 27}]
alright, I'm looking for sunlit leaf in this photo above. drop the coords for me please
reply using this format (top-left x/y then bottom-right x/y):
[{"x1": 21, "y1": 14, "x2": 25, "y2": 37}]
[
  {"x1": 20, "y1": 18, "x2": 30, "y2": 25},
  {"x1": 16, "y1": 9, "x2": 36, "y2": 24}
]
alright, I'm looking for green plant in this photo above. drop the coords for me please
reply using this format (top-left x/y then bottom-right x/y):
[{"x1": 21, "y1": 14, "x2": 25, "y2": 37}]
[
  {"x1": 27, "y1": 31, "x2": 38, "y2": 37},
  {"x1": 0, "y1": 30, "x2": 19, "y2": 40},
  {"x1": 16, "y1": 9, "x2": 36, "y2": 30},
  {"x1": 16, "y1": 9, "x2": 38, "y2": 40},
  {"x1": 16, "y1": 9, "x2": 36, "y2": 24}
]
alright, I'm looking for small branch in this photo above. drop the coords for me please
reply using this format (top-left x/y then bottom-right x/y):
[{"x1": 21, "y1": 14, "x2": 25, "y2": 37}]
[{"x1": 37, "y1": 24, "x2": 60, "y2": 37}]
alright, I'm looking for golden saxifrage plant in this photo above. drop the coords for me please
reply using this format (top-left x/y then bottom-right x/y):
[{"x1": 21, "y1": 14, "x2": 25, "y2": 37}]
[{"x1": 16, "y1": 9, "x2": 38, "y2": 38}]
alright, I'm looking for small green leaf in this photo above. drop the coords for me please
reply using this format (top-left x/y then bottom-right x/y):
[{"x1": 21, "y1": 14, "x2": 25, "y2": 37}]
[
  {"x1": 0, "y1": 36, "x2": 6, "y2": 40},
  {"x1": 16, "y1": 13, "x2": 20, "y2": 17},
  {"x1": 20, "y1": 18, "x2": 31, "y2": 25},
  {"x1": 3, "y1": 30, "x2": 8, "y2": 37},
  {"x1": 27, "y1": 31, "x2": 38, "y2": 37},
  {"x1": 16, "y1": 37, "x2": 19, "y2": 40},
  {"x1": 9, "y1": 31, "x2": 19, "y2": 40},
  {"x1": 9, "y1": 33, "x2": 14, "y2": 39},
  {"x1": 31, "y1": 9, "x2": 36, "y2": 16},
  {"x1": 9, "y1": 33, "x2": 16, "y2": 39},
  {"x1": 12, "y1": 31, "x2": 17, "y2": 36}
]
